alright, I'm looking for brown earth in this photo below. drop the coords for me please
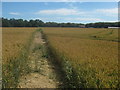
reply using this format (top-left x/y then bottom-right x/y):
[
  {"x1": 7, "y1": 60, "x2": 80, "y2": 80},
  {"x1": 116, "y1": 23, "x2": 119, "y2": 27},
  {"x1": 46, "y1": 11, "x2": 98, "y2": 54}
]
[{"x1": 18, "y1": 32, "x2": 62, "y2": 88}]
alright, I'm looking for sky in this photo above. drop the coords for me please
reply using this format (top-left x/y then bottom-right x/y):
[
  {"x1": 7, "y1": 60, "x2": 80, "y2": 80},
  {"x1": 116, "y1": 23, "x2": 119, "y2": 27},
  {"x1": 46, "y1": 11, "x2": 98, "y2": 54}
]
[
  {"x1": 2, "y1": 2, "x2": 119, "y2": 24},
  {"x1": 1, "y1": 0, "x2": 120, "y2": 2}
]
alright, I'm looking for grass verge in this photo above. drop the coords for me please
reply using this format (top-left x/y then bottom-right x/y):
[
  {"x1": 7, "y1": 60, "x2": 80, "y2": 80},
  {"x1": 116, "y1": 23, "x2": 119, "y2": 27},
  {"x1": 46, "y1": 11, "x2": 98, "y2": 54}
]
[{"x1": 2, "y1": 29, "x2": 37, "y2": 88}]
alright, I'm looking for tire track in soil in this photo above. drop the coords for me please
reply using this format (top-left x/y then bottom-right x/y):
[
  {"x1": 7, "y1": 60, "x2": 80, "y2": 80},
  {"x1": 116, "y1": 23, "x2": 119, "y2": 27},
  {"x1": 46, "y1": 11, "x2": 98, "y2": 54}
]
[{"x1": 18, "y1": 31, "x2": 62, "y2": 88}]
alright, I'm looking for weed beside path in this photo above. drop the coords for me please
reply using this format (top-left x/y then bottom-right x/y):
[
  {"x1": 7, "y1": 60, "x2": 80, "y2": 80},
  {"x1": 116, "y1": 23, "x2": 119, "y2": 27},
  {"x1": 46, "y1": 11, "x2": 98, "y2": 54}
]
[{"x1": 18, "y1": 30, "x2": 62, "y2": 88}]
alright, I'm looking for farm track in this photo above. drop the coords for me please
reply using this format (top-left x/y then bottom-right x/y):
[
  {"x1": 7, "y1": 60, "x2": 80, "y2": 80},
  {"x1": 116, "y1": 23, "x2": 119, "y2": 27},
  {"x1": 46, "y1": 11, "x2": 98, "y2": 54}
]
[{"x1": 18, "y1": 31, "x2": 62, "y2": 88}]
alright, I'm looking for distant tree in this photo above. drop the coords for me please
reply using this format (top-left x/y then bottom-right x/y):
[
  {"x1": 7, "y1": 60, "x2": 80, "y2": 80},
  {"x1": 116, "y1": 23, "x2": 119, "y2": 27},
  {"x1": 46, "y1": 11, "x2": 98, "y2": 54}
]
[
  {"x1": 2, "y1": 18, "x2": 11, "y2": 27},
  {"x1": 2, "y1": 17, "x2": 119, "y2": 28},
  {"x1": 86, "y1": 22, "x2": 119, "y2": 28}
]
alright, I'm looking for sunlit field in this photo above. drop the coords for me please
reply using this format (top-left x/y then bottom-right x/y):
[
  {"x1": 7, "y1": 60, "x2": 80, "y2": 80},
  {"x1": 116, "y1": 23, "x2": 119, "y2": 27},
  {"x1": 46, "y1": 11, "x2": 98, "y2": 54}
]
[
  {"x1": 42, "y1": 27, "x2": 119, "y2": 88},
  {"x1": 2, "y1": 27, "x2": 119, "y2": 88},
  {"x1": 2, "y1": 27, "x2": 36, "y2": 88}
]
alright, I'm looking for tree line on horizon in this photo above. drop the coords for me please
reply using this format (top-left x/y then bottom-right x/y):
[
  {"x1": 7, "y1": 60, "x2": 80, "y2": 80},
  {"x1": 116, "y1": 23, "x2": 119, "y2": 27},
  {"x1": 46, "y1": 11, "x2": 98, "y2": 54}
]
[{"x1": 1, "y1": 18, "x2": 119, "y2": 28}]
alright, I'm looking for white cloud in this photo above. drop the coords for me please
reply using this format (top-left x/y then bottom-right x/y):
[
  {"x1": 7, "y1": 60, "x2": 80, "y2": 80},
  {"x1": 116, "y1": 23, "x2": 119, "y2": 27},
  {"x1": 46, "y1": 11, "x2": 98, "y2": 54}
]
[
  {"x1": 96, "y1": 8, "x2": 118, "y2": 14},
  {"x1": 65, "y1": 2, "x2": 79, "y2": 9},
  {"x1": 9, "y1": 12, "x2": 20, "y2": 15},
  {"x1": 32, "y1": 17, "x2": 104, "y2": 23},
  {"x1": 36, "y1": 7, "x2": 118, "y2": 17},
  {"x1": 65, "y1": 17, "x2": 104, "y2": 22},
  {"x1": 94, "y1": 8, "x2": 118, "y2": 17},
  {"x1": 32, "y1": 17, "x2": 118, "y2": 23},
  {"x1": 36, "y1": 8, "x2": 84, "y2": 15},
  {"x1": 34, "y1": 7, "x2": 118, "y2": 23}
]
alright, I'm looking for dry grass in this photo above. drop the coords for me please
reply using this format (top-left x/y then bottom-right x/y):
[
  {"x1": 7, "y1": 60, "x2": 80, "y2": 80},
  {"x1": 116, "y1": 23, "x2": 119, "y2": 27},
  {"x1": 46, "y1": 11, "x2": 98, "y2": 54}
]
[
  {"x1": 3, "y1": 28, "x2": 35, "y2": 63},
  {"x1": 42, "y1": 27, "x2": 119, "y2": 88},
  {"x1": 2, "y1": 27, "x2": 37, "y2": 88}
]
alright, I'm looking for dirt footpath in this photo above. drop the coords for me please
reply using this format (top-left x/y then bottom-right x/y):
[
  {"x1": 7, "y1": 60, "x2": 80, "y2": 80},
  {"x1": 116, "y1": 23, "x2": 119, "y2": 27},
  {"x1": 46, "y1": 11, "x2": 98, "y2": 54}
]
[{"x1": 18, "y1": 31, "x2": 62, "y2": 88}]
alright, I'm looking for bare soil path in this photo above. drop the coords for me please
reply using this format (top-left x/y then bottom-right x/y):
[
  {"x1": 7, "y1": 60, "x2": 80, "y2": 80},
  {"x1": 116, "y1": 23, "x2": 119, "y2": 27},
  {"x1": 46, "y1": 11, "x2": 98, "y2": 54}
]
[{"x1": 18, "y1": 31, "x2": 62, "y2": 88}]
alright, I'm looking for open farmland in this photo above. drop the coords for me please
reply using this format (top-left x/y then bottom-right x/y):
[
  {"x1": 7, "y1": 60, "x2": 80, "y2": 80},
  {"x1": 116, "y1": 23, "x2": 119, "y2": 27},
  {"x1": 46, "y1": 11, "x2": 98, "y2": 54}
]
[
  {"x1": 2, "y1": 27, "x2": 119, "y2": 88},
  {"x1": 42, "y1": 27, "x2": 119, "y2": 88},
  {"x1": 2, "y1": 1, "x2": 119, "y2": 89},
  {"x1": 2, "y1": 27, "x2": 36, "y2": 88},
  {"x1": 2, "y1": 27, "x2": 62, "y2": 88}
]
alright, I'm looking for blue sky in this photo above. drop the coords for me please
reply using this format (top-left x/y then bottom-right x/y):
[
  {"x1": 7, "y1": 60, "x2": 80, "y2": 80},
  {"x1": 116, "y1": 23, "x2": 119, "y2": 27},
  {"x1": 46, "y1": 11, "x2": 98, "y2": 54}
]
[{"x1": 2, "y1": 2, "x2": 118, "y2": 23}]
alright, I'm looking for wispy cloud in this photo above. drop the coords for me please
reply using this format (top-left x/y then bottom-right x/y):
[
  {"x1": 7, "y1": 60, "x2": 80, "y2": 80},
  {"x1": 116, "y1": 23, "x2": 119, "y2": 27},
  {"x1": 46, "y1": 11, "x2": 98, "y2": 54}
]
[
  {"x1": 36, "y1": 7, "x2": 118, "y2": 17},
  {"x1": 36, "y1": 8, "x2": 85, "y2": 15},
  {"x1": 9, "y1": 12, "x2": 20, "y2": 15},
  {"x1": 94, "y1": 8, "x2": 118, "y2": 17},
  {"x1": 34, "y1": 7, "x2": 118, "y2": 23},
  {"x1": 65, "y1": 17, "x2": 104, "y2": 22},
  {"x1": 65, "y1": 2, "x2": 78, "y2": 9},
  {"x1": 32, "y1": 17, "x2": 105, "y2": 23},
  {"x1": 96, "y1": 8, "x2": 118, "y2": 14}
]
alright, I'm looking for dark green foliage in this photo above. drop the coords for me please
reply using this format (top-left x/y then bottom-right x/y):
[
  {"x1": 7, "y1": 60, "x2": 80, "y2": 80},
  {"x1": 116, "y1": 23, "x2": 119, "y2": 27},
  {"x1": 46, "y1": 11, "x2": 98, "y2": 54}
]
[
  {"x1": 2, "y1": 17, "x2": 119, "y2": 28},
  {"x1": 86, "y1": 22, "x2": 119, "y2": 28}
]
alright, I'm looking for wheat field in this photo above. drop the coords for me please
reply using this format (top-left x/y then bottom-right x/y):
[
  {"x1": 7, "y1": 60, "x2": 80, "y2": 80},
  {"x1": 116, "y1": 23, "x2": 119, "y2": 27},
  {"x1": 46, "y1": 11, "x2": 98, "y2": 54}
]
[
  {"x1": 2, "y1": 27, "x2": 36, "y2": 88},
  {"x1": 2, "y1": 27, "x2": 119, "y2": 88},
  {"x1": 42, "y1": 27, "x2": 119, "y2": 88}
]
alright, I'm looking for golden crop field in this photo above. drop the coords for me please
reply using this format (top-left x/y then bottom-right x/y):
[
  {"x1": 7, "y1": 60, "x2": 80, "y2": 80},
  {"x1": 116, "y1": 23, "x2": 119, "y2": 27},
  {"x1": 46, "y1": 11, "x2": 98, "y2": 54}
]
[
  {"x1": 2, "y1": 27, "x2": 119, "y2": 88},
  {"x1": 42, "y1": 27, "x2": 119, "y2": 88},
  {"x1": 2, "y1": 27, "x2": 36, "y2": 88}
]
